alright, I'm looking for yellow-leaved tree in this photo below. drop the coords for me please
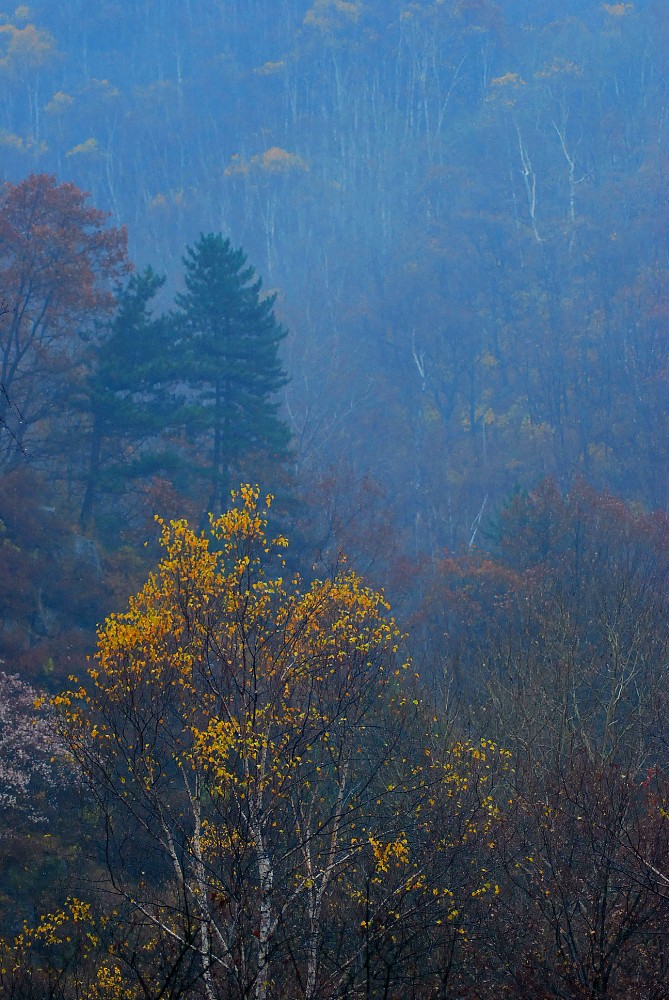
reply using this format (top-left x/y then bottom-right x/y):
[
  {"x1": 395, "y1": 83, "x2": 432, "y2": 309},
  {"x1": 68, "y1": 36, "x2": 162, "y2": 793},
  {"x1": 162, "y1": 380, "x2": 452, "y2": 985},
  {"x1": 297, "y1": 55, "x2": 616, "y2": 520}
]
[
  {"x1": 57, "y1": 487, "x2": 414, "y2": 999},
  {"x1": 57, "y1": 487, "x2": 510, "y2": 999}
]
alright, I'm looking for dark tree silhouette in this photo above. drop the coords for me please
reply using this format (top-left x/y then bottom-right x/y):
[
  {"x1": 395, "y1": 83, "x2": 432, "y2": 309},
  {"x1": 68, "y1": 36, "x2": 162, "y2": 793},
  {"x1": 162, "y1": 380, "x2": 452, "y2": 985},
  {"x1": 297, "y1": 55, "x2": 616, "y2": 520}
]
[{"x1": 174, "y1": 234, "x2": 289, "y2": 512}]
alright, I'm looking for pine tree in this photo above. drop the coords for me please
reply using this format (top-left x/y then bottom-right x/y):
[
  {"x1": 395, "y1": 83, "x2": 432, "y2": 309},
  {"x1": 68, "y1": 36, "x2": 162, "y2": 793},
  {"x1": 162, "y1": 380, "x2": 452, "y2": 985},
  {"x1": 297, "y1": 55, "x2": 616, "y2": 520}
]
[
  {"x1": 175, "y1": 234, "x2": 289, "y2": 512},
  {"x1": 79, "y1": 268, "x2": 179, "y2": 531}
]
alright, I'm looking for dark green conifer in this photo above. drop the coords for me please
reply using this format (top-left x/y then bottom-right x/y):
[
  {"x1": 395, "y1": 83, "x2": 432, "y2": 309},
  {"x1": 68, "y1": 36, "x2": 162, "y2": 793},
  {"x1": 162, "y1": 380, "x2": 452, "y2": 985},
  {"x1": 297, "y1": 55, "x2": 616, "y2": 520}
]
[
  {"x1": 175, "y1": 234, "x2": 289, "y2": 512},
  {"x1": 79, "y1": 267, "x2": 177, "y2": 530}
]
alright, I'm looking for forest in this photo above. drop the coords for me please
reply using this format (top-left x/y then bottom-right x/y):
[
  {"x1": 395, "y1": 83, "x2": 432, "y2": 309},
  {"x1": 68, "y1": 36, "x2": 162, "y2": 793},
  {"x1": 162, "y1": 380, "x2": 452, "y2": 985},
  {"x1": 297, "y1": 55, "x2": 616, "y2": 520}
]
[{"x1": 0, "y1": 1, "x2": 668, "y2": 997}]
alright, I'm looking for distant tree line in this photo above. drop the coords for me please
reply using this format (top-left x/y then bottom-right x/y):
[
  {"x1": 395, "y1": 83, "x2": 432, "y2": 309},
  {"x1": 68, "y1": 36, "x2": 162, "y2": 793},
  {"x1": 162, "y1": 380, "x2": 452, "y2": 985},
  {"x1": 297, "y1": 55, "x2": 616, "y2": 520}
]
[{"x1": 1, "y1": 1, "x2": 667, "y2": 546}]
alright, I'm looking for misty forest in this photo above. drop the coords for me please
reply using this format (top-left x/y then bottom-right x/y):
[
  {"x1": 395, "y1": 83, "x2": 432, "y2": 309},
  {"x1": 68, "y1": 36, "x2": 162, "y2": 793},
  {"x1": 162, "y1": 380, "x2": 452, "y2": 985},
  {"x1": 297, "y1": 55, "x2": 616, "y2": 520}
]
[{"x1": 1, "y1": 1, "x2": 668, "y2": 997}]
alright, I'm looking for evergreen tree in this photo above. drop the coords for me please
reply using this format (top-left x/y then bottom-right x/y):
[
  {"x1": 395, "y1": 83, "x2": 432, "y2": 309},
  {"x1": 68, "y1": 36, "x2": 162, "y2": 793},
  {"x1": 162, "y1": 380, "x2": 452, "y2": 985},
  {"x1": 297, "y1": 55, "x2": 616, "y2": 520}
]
[
  {"x1": 175, "y1": 234, "x2": 289, "y2": 512},
  {"x1": 79, "y1": 268, "x2": 179, "y2": 531}
]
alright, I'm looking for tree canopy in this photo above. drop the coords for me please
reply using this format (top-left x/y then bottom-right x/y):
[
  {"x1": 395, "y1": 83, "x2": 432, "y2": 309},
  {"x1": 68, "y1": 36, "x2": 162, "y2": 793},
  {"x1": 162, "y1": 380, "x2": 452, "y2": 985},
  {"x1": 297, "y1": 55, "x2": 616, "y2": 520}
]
[
  {"x1": 0, "y1": 173, "x2": 129, "y2": 467},
  {"x1": 175, "y1": 235, "x2": 290, "y2": 513},
  {"x1": 55, "y1": 486, "x2": 510, "y2": 999}
]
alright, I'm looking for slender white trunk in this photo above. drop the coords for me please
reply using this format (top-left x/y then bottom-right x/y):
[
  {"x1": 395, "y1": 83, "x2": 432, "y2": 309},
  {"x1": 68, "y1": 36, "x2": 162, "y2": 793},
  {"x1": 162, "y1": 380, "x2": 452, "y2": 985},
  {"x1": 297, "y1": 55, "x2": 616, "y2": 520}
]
[
  {"x1": 304, "y1": 763, "x2": 349, "y2": 1000},
  {"x1": 517, "y1": 127, "x2": 542, "y2": 243},
  {"x1": 192, "y1": 791, "x2": 217, "y2": 1000},
  {"x1": 253, "y1": 822, "x2": 274, "y2": 1000}
]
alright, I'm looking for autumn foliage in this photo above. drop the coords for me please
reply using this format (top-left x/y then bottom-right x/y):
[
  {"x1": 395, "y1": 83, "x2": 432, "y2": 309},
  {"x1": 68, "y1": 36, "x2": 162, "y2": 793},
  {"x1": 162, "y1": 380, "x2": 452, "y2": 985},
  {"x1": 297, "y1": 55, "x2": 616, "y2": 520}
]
[
  {"x1": 1, "y1": 0, "x2": 669, "y2": 986},
  {"x1": 0, "y1": 478, "x2": 665, "y2": 997},
  {"x1": 50, "y1": 486, "x2": 509, "y2": 999},
  {"x1": 0, "y1": 173, "x2": 129, "y2": 466}
]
